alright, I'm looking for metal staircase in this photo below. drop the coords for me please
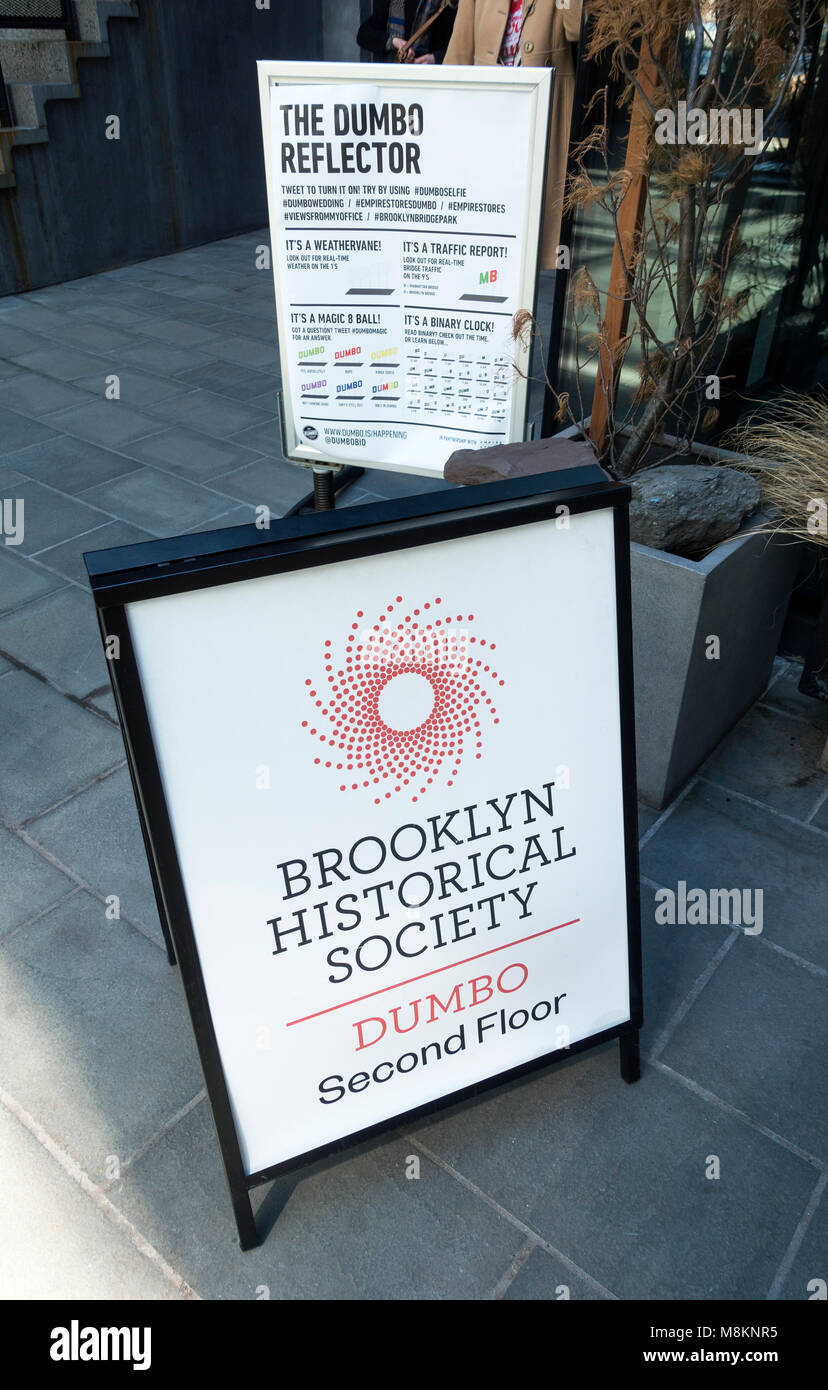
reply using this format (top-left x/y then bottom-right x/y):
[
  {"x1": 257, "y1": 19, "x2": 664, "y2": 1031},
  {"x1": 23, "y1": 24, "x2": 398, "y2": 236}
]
[{"x1": 0, "y1": 0, "x2": 138, "y2": 188}]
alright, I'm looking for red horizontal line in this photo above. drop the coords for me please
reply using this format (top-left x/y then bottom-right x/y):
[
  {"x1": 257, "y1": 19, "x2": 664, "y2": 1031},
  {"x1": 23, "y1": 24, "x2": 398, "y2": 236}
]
[{"x1": 285, "y1": 918, "x2": 580, "y2": 1027}]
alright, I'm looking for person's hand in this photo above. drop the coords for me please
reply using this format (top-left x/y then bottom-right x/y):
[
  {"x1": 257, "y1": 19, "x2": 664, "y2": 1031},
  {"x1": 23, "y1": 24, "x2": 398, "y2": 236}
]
[
  {"x1": 414, "y1": 53, "x2": 435, "y2": 63},
  {"x1": 391, "y1": 37, "x2": 406, "y2": 50}
]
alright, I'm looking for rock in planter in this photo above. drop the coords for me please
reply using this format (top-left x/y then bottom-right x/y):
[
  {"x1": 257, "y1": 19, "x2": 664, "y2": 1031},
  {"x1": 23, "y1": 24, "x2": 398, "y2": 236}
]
[
  {"x1": 445, "y1": 435, "x2": 596, "y2": 484},
  {"x1": 629, "y1": 463, "x2": 760, "y2": 557}
]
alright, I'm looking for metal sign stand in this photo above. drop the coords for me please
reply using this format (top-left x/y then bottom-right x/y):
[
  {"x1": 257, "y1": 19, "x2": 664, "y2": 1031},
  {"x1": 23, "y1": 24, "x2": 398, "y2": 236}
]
[
  {"x1": 86, "y1": 466, "x2": 642, "y2": 1251},
  {"x1": 312, "y1": 465, "x2": 337, "y2": 512},
  {"x1": 277, "y1": 388, "x2": 360, "y2": 513}
]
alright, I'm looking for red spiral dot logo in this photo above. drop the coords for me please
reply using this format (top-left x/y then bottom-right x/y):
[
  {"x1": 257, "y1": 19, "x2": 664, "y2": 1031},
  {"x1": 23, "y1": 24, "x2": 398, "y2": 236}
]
[{"x1": 302, "y1": 596, "x2": 504, "y2": 803}]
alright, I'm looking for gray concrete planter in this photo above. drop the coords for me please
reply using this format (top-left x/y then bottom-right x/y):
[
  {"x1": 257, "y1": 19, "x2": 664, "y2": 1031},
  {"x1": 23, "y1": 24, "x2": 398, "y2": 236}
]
[
  {"x1": 631, "y1": 512, "x2": 799, "y2": 808},
  {"x1": 557, "y1": 428, "x2": 800, "y2": 808}
]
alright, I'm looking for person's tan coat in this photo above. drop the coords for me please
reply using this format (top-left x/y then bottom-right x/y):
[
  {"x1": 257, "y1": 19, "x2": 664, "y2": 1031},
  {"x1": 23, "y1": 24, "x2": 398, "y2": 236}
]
[{"x1": 444, "y1": 0, "x2": 582, "y2": 269}]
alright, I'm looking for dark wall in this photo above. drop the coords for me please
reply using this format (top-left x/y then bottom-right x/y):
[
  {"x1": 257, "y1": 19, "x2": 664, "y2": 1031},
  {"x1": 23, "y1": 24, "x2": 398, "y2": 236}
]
[{"x1": 0, "y1": 0, "x2": 325, "y2": 294}]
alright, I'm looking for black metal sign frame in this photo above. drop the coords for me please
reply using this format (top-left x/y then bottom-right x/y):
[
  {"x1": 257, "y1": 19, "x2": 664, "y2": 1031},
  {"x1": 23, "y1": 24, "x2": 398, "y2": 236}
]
[{"x1": 85, "y1": 467, "x2": 643, "y2": 1250}]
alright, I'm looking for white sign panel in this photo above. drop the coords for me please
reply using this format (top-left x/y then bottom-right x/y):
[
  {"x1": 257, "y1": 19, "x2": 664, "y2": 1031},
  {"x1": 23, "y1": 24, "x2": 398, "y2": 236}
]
[
  {"x1": 258, "y1": 62, "x2": 552, "y2": 477},
  {"x1": 127, "y1": 507, "x2": 631, "y2": 1177}
]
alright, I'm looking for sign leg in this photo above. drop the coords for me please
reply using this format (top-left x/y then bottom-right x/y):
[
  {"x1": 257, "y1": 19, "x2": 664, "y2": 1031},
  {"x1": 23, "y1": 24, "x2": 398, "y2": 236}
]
[
  {"x1": 231, "y1": 1183, "x2": 260, "y2": 1251},
  {"x1": 313, "y1": 467, "x2": 337, "y2": 512},
  {"x1": 619, "y1": 1030, "x2": 641, "y2": 1084},
  {"x1": 140, "y1": 836, "x2": 177, "y2": 966},
  {"x1": 159, "y1": 916, "x2": 177, "y2": 968}
]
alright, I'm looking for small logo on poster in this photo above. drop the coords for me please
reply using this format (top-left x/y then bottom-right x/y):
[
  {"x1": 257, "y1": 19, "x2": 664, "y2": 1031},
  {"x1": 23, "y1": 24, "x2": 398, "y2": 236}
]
[
  {"x1": 303, "y1": 425, "x2": 319, "y2": 440},
  {"x1": 302, "y1": 596, "x2": 504, "y2": 803}
]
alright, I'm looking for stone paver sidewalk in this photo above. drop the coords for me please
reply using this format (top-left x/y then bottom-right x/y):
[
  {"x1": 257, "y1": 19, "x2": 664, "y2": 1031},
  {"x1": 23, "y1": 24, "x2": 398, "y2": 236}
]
[{"x1": 1, "y1": 233, "x2": 827, "y2": 1298}]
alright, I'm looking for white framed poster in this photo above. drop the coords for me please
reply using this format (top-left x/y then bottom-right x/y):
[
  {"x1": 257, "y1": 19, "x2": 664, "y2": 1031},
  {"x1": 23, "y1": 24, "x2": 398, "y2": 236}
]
[
  {"x1": 257, "y1": 61, "x2": 552, "y2": 477},
  {"x1": 86, "y1": 469, "x2": 642, "y2": 1248}
]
